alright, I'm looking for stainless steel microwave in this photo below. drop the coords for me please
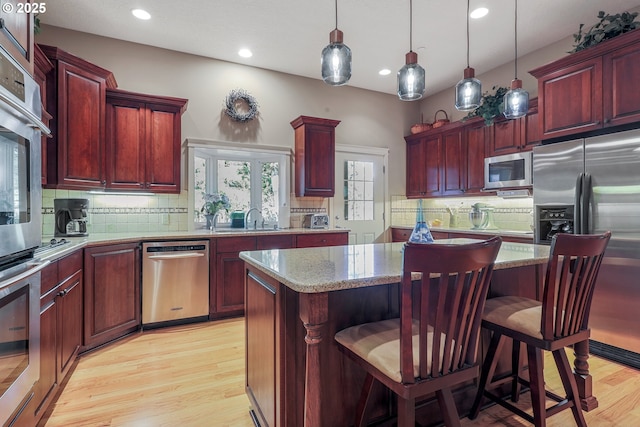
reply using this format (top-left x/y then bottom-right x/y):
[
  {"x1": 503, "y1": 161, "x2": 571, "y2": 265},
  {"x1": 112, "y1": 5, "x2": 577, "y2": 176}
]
[{"x1": 484, "y1": 151, "x2": 533, "y2": 190}]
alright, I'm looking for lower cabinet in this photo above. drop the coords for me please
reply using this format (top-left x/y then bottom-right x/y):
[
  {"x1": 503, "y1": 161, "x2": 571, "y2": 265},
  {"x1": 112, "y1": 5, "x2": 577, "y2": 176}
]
[
  {"x1": 33, "y1": 250, "x2": 83, "y2": 425},
  {"x1": 295, "y1": 232, "x2": 348, "y2": 248},
  {"x1": 83, "y1": 243, "x2": 141, "y2": 351}
]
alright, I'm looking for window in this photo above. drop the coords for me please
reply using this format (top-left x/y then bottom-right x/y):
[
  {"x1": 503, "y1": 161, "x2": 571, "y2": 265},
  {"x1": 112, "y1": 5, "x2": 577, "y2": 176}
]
[
  {"x1": 190, "y1": 142, "x2": 290, "y2": 229},
  {"x1": 342, "y1": 160, "x2": 374, "y2": 221}
]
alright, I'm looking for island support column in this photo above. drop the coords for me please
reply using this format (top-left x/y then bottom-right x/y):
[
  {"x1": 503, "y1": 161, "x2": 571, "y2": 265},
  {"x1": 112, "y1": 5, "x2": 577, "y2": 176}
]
[{"x1": 299, "y1": 292, "x2": 329, "y2": 427}]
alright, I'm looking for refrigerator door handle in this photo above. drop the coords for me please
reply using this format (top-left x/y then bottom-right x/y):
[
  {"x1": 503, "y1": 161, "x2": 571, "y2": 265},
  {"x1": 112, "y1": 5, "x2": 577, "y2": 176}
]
[
  {"x1": 575, "y1": 173, "x2": 583, "y2": 234},
  {"x1": 583, "y1": 173, "x2": 592, "y2": 234}
]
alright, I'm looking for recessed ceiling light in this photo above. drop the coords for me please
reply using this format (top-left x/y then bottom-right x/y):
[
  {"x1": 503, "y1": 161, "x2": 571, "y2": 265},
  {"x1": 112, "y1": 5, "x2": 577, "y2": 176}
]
[
  {"x1": 470, "y1": 7, "x2": 489, "y2": 19},
  {"x1": 238, "y1": 48, "x2": 253, "y2": 58},
  {"x1": 132, "y1": 9, "x2": 151, "y2": 20},
  {"x1": 379, "y1": 69, "x2": 391, "y2": 76}
]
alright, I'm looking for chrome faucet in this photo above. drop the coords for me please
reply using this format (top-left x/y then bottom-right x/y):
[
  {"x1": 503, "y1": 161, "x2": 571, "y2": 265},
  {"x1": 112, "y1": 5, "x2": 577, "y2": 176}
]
[
  {"x1": 245, "y1": 207, "x2": 261, "y2": 230},
  {"x1": 211, "y1": 212, "x2": 222, "y2": 231}
]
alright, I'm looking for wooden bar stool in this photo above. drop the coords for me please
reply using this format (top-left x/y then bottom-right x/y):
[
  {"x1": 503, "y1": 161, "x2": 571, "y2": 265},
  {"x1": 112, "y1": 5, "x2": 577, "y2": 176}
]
[
  {"x1": 469, "y1": 231, "x2": 611, "y2": 427},
  {"x1": 335, "y1": 237, "x2": 502, "y2": 427}
]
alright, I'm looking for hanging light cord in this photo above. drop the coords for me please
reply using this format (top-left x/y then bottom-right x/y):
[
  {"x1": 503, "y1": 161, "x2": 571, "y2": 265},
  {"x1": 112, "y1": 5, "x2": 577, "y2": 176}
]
[
  {"x1": 409, "y1": 0, "x2": 413, "y2": 52},
  {"x1": 514, "y1": 0, "x2": 518, "y2": 79},
  {"x1": 334, "y1": 0, "x2": 338, "y2": 29},
  {"x1": 466, "y1": 0, "x2": 470, "y2": 68}
]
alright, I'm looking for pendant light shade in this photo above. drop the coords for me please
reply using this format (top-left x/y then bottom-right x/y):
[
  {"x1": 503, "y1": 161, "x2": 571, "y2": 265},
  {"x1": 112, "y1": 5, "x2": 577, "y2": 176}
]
[
  {"x1": 321, "y1": 0, "x2": 351, "y2": 86},
  {"x1": 398, "y1": 0, "x2": 425, "y2": 101},
  {"x1": 455, "y1": 0, "x2": 481, "y2": 111},
  {"x1": 503, "y1": 0, "x2": 529, "y2": 119}
]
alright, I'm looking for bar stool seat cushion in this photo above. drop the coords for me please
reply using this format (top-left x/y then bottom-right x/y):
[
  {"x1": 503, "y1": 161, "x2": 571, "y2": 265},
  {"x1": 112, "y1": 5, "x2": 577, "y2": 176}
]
[
  {"x1": 335, "y1": 318, "x2": 450, "y2": 383},
  {"x1": 482, "y1": 296, "x2": 544, "y2": 339}
]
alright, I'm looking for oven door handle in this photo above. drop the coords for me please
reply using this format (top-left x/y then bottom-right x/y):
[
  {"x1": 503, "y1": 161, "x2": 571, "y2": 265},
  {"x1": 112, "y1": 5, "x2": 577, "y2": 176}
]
[
  {"x1": 0, "y1": 91, "x2": 52, "y2": 136},
  {"x1": 147, "y1": 253, "x2": 205, "y2": 260},
  {"x1": 0, "y1": 260, "x2": 50, "y2": 290}
]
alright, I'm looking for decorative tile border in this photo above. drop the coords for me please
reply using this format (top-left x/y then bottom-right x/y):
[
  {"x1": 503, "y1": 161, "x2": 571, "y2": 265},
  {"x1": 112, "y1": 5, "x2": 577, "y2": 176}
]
[
  {"x1": 290, "y1": 207, "x2": 327, "y2": 214},
  {"x1": 42, "y1": 207, "x2": 189, "y2": 215}
]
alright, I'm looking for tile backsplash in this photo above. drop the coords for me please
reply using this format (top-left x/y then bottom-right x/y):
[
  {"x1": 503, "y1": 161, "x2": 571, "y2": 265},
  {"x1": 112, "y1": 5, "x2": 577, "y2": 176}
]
[
  {"x1": 391, "y1": 195, "x2": 534, "y2": 232},
  {"x1": 42, "y1": 189, "x2": 190, "y2": 235}
]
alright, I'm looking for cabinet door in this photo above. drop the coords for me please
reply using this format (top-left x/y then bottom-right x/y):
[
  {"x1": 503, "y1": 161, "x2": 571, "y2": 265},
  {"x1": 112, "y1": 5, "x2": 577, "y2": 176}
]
[
  {"x1": 441, "y1": 128, "x2": 465, "y2": 196},
  {"x1": 145, "y1": 103, "x2": 182, "y2": 192},
  {"x1": 465, "y1": 120, "x2": 487, "y2": 194},
  {"x1": 57, "y1": 61, "x2": 107, "y2": 188},
  {"x1": 84, "y1": 244, "x2": 140, "y2": 350},
  {"x1": 603, "y1": 42, "x2": 640, "y2": 128},
  {"x1": 301, "y1": 124, "x2": 335, "y2": 197},
  {"x1": 58, "y1": 270, "x2": 83, "y2": 379},
  {"x1": 537, "y1": 57, "x2": 603, "y2": 139},
  {"x1": 105, "y1": 98, "x2": 146, "y2": 191},
  {"x1": 405, "y1": 137, "x2": 427, "y2": 198},
  {"x1": 488, "y1": 119, "x2": 522, "y2": 156},
  {"x1": 522, "y1": 98, "x2": 541, "y2": 149},
  {"x1": 35, "y1": 290, "x2": 58, "y2": 418},
  {"x1": 245, "y1": 269, "x2": 278, "y2": 427},
  {"x1": 215, "y1": 253, "x2": 246, "y2": 316}
]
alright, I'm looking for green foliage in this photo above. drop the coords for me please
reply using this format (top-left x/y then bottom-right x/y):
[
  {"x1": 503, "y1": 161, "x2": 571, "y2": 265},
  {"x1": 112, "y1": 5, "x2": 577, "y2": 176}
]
[
  {"x1": 465, "y1": 86, "x2": 508, "y2": 126},
  {"x1": 571, "y1": 10, "x2": 640, "y2": 53}
]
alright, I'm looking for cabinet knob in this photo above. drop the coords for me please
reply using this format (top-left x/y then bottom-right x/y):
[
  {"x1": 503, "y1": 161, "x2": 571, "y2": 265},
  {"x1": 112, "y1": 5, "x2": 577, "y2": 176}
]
[
  {"x1": 101, "y1": 180, "x2": 106, "y2": 185},
  {"x1": 57, "y1": 289, "x2": 68, "y2": 297},
  {"x1": 604, "y1": 118, "x2": 610, "y2": 124}
]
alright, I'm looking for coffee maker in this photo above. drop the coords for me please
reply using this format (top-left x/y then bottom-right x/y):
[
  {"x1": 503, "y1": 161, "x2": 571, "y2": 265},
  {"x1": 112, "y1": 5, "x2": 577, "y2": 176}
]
[{"x1": 54, "y1": 198, "x2": 89, "y2": 237}]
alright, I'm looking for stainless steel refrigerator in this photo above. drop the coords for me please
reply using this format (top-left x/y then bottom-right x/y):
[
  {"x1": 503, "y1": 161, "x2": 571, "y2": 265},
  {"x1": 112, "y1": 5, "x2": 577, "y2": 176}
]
[{"x1": 533, "y1": 128, "x2": 640, "y2": 366}]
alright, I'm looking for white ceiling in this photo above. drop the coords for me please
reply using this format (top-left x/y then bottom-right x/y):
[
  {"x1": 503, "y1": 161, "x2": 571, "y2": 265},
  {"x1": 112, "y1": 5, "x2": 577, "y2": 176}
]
[{"x1": 39, "y1": 0, "x2": 640, "y2": 97}]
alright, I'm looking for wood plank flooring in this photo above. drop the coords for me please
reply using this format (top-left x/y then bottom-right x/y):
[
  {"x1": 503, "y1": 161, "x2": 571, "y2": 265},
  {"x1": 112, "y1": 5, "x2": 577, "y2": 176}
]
[{"x1": 43, "y1": 318, "x2": 640, "y2": 427}]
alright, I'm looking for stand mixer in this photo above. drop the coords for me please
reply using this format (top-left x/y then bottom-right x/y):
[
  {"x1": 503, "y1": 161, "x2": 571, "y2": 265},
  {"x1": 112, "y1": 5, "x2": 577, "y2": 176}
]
[{"x1": 469, "y1": 203, "x2": 498, "y2": 230}]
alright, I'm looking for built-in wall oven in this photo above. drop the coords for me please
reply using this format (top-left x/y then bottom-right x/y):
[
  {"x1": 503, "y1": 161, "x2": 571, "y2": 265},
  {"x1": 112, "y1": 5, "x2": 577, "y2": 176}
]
[{"x1": 0, "y1": 43, "x2": 51, "y2": 424}]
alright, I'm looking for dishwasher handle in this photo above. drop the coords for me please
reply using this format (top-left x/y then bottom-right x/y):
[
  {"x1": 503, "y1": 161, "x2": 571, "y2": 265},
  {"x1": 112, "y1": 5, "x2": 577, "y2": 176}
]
[{"x1": 147, "y1": 253, "x2": 205, "y2": 260}]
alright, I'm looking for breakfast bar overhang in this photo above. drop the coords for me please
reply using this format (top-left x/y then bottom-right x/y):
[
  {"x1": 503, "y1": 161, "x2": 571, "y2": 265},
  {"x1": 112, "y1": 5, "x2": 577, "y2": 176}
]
[{"x1": 240, "y1": 239, "x2": 598, "y2": 427}]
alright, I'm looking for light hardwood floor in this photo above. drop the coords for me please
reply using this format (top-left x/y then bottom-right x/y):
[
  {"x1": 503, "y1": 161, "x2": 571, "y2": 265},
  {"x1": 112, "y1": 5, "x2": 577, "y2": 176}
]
[{"x1": 43, "y1": 318, "x2": 640, "y2": 427}]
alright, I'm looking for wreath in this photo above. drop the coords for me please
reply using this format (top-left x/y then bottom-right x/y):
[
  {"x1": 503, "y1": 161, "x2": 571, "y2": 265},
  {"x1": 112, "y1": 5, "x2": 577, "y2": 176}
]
[{"x1": 224, "y1": 89, "x2": 259, "y2": 122}]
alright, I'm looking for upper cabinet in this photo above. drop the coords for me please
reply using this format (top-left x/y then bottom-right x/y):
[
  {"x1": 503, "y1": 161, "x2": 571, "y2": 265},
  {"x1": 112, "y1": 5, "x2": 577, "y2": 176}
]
[
  {"x1": 34, "y1": 44, "x2": 53, "y2": 184},
  {"x1": 39, "y1": 44, "x2": 117, "y2": 189},
  {"x1": 38, "y1": 44, "x2": 188, "y2": 193},
  {"x1": 106, "y1": 89, "x2": 187, "y2": 193},
  {"x1": 0, "y1": 0, "x2": 36, "y2": 75},
  {"x1": 530, "y1": 29, "x2": 640, "y2": 140},
  {"x1": 486, "y1": 98, "x2": 540, "y2": 156},
  {"x1": 290, "y1": 115, "x2": 340, "y2": 197}
]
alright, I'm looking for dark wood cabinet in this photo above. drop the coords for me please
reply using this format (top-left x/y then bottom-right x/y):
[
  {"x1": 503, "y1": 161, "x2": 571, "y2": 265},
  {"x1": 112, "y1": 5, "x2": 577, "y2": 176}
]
[
  {"x1": 39, "y1": 45, "x2": 117, "y2": 189},
  {"x1": 530, "y1": 29, "x2": 640, "y2": 140},
  {"x1": 105, "y1": 89, "x2": 188, "y2": 193},
  {"x1": 441, "y1": 127, "x2": 465, "y2": 196},
  {"x1": 0, "y1": 0, "x2": 35, "y2": 74},
  {"x1": 33, "y1": 251, "x2": 83, "y2": 425},
  {"x1": 295, "y1": 232, "x2": 348, "y2": 248},
  {"x1": 465, "y1": 118, "x2": 487, "y2": 194},
  {"x1": 214, "y1": 236, "x2": 257, "y2": 318},
  {"x1": 486, "y1": 98, "x2": 540, "y2": 156},
  {"x1": 83, "y1": 243, "x2": 140, "y2": 350},
  {"x1": 405, "y1": 133, "x2": 442, "y2": 198},
  {"x1": 290, "y1": 116, "x2": 340, "y2": 197}
]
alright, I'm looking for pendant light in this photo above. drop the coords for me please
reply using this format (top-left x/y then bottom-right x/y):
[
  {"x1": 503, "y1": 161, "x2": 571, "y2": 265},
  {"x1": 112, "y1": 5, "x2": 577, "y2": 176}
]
[
  {"x1": 454, "y1": 0, "x2": 481, "y2": 111},
  {"x1": 503, "y1": 0, "x2": 529, "y2": 119},
  {"x1": 397, "y1": 0, "x2": 425, "y2": 101},
  {"x1": 321, "y1": 0, "x2": 352, "y2": 86}
]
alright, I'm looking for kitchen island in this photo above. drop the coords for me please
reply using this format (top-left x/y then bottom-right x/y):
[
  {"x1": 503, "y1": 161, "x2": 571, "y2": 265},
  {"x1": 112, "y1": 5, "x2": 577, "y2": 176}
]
[{"x1": 240, "y1": 239, "x2": 598, "y2": 427}]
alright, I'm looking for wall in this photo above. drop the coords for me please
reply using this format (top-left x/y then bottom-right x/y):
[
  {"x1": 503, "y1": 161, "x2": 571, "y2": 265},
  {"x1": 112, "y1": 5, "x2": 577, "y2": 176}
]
[{"x1": 35, "y1": 25, "x2": 584, "y2": 236}]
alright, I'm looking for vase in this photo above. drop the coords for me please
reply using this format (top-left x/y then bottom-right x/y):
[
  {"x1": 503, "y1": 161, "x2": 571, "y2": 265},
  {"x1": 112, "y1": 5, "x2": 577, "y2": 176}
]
[
  {"x1": 409, "y1": 199, "x2": 434, "y2": 243},
  {"x1": 205, "y1": 214, "x2": 215, "y2": 230}
]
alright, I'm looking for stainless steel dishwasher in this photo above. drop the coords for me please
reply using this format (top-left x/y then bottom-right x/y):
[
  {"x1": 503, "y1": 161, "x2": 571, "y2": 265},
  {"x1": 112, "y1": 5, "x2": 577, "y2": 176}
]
[{"x1": 142, "y1": 240, "x2": 209, "y2": 326}]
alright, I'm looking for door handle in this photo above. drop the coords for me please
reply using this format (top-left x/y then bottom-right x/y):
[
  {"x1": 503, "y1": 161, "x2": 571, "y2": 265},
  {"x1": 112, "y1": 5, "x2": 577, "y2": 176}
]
[{"x1": 147, "y1": 253, "x2": 205, "y2": 260}]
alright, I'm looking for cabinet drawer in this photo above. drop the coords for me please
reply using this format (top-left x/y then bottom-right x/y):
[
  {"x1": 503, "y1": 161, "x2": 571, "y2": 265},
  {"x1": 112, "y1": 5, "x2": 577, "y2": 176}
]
[
  {"x1": 58, "y1": 250, "x2": 83, "y2": 282},
  {"x1": 41, "y1": 262, "x2": 59, "y2": 296},
  {"x1": 257, "y1": 234, "x2": 294, "y2": 250},
  {"x1": 296, "y1": 232, "x2": 348, "y2": 248},
  {"x1": 391, "y1": 228, "x2": 412, "y2": 242},
  {"x1": 216, "y1": 236, "x2": 257, "y2": 253}
]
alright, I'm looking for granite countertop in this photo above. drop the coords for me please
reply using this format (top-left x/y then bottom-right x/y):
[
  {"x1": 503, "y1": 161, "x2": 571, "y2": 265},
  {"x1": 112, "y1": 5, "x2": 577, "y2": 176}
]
[
  {"x1": 240, "y1": 239, "x2": 550, "y2": 294},
  {"x1": 36, "y1": 228, "x2": 349, "y2": 261}
]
